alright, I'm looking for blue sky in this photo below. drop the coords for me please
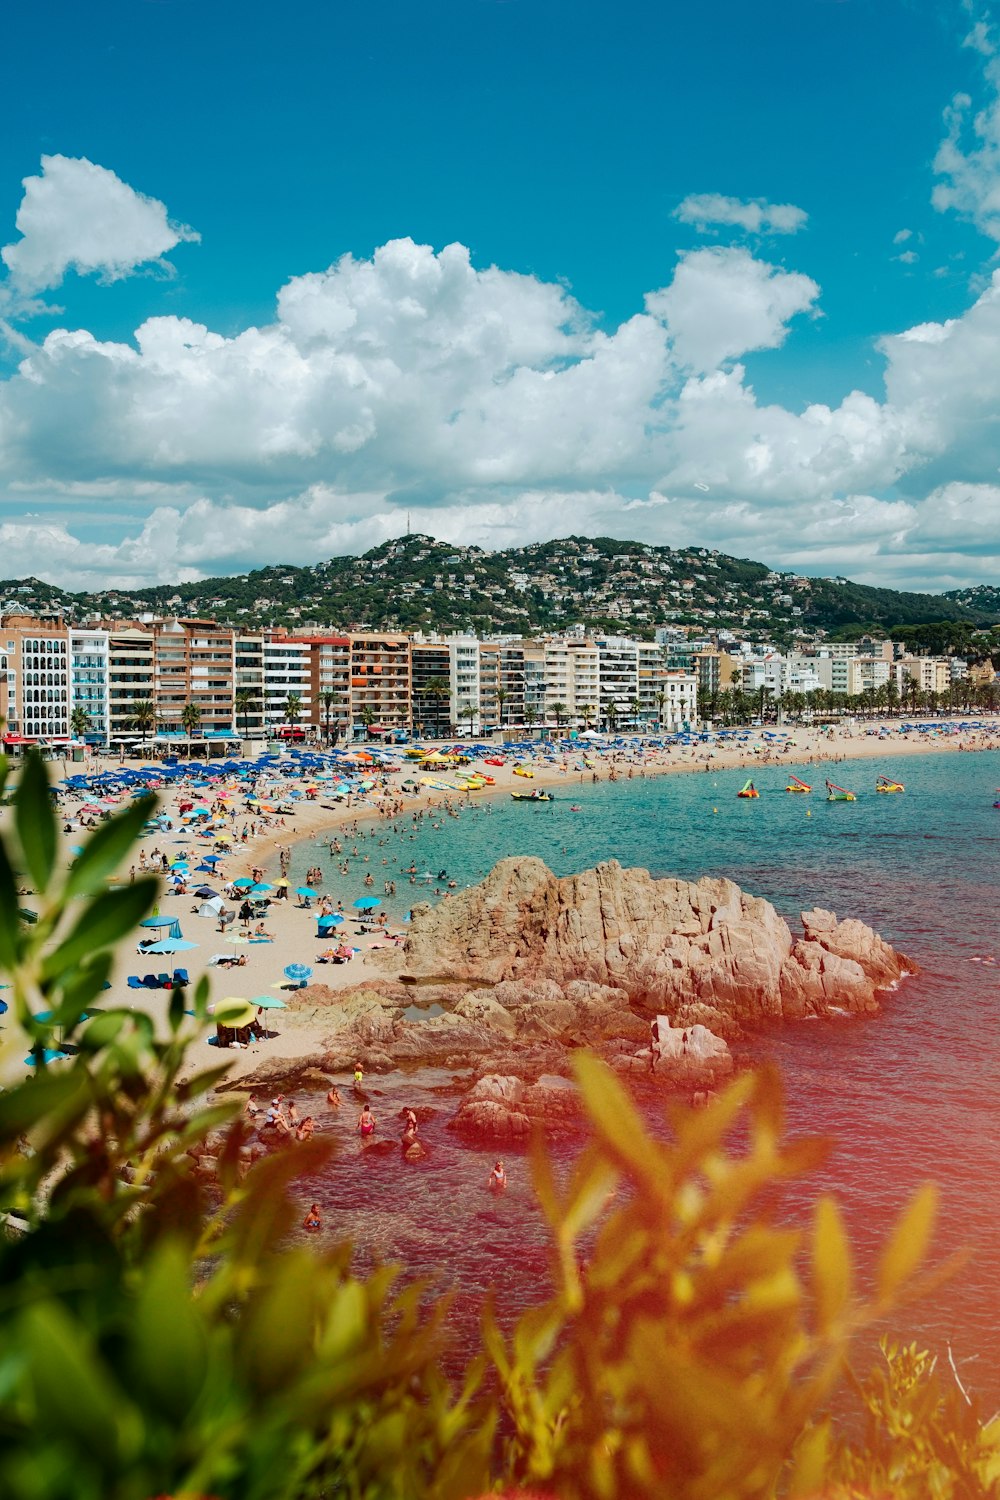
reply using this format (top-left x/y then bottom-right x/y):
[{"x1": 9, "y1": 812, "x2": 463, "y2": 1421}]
[{"x1": 0, "y1": 0, "x2": 999, "y2": 592}]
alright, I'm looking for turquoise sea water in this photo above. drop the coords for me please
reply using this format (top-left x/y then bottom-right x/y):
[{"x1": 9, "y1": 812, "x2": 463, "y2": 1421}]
[{"x1": 283, "y1": 751, "x2": 1000, "y2": 1394}]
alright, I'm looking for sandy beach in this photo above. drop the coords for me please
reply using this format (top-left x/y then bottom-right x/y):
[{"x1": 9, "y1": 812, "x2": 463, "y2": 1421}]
[{"x1": 4, "y1": 716, "x2": 998, "y2": 1094}]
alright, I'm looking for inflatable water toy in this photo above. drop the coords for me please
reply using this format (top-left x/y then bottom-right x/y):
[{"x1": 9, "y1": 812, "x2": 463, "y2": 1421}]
[
  {"x1": 825, "y1": 780, "x2": 856, "y2": 802},
  {"x1": 786, "y1": 775, "x2": 811, "y2": 793},
  {"x1": 737, "y1": 780, "x2": 759, "y2": 799},
  {"x1": 875, "y1": 776, "x2": 905, "y2": 793},
  {"x1": 513, "y1": 766, "x2": 534, "y2": 778}
]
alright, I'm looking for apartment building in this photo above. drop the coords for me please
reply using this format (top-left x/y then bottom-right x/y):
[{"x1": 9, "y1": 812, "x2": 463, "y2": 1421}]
[
  {"x1": 152, "y1": 619, "x2": 236, "y2": 738},
  {"x1": 447, "y1": 636, "x2": 481, "y2": 734},
  {"x1": 262, "y1": 634, "x2": 311, "y2": 732},
  {"x1": 69, "y1": 628, "x2": 110, "y2": 743},
  {"x1": 233, "y1": 634, "x2": 267, "y2": 738},
  {"x1": 347, "y1": 634, "x2": 411, "y2": 734},
  {"x1": 410, "y1": 641, "x2": 452, "y2": 735},
  {"x1": 3, "y1": 617, "x2": 70, "y2": 745},
  {"x1": 303, "y1": 635, "x2": 350, "y2": 742},
  {"x1": 543, "y1": 638, "x2": 599, "y2": 727},
  {"x1": 596, "y1": 636, "x2": 640, "y2": 726},
  {"x1": 108, "y1": 627, "x2": 155, "y2": 743},
  {"x1": 479, "y1": 641, "x2": 526, "y2": 732},
  {"x1": 898, "y1": 655, "x2": 951, "y2": 696}
]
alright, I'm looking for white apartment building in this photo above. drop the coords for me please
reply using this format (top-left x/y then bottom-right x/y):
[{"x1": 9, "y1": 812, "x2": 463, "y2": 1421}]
[
  {"x1": 847, "y1": 657, "x2": 892, "y2": 696},
  {"x1": 262, "y1": 635, "x2": 311, "y2": 730},
  {"x1": 659, "y1": 671, "x2": 698, "y2": 729},
  {"x1": 69, "y1": 629, "x2": 110, "y2": 744},
  {"x1": 543, "y1": 639, "x2": 599, "y2": 726},
  {"x1": 448, "y1": 636, "x2": 481, "y2": 733},
  {"x1": 596, "y1": 636, "x2": 639, "y2": 726}
]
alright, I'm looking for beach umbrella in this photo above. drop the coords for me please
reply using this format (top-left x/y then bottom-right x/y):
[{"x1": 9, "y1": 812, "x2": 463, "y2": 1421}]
[
  {"x1": 145, "y1": 937, "x2": 198, "y2": 954},
  {"x1": 225, "y1": 934, "x2": 250, "y2": 946},
  {"x1": 252, "y1": 995, "x2": 287, "y2": 1010},
  {"x1": 194, "y1": 886, "x2": 219, "y2": 898},
  {"x1": 353, "y1": 897, "x2": 381, "y2": 910},
  {"x1": 25, "y1": 1049, "x2": 71, "y2": 1067},
  {"x1": 275, "y1": 878, "x2": 289, "y2": 888},
  {"x1": 214, "y1": 998, "x2": 257, "y2": 1028},
  {"x1": 295, "y1": 886, "x2": 315, "y2": 897},
  {"x1": 249, "y1": 882, "x2": 272, "y2": 894},
  {"x1": 232, "y1": 877, "x2": 254, "y2": 888},
  {"x1": 283, "y1": 963, "x2": 313, "y2": 982}
]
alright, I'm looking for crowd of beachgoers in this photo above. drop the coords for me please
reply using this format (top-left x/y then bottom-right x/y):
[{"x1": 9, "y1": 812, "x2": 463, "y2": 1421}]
[{"x1": 3, "y1": 714, "x2": 998, "y2": 1107}]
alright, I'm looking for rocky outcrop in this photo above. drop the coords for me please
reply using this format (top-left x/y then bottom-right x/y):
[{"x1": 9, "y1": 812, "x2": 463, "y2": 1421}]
[
  {"x1": 450, "y1": 1072, "x2": 582, "y2": 1142},
  {"x1": 370, "y1": 858, "x2": 914, "y2": 1036}
]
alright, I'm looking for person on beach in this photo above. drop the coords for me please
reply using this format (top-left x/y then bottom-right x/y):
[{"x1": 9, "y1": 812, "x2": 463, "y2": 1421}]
[
  {"x1": 488, "y1": 1160, "x2": 507, "y2": 1193},
  {"x1": 296, "y1": 1116, "x2": 315, "y2": 1141},
  {"x1": 353, "y1": 1063, "x2": 364, "y2": 1089},
  {"x1": 357, "y1": 1104, "x2": 377, "y2": 1138},
  {"x1": 302, "y1": 1203, "x2": 322, "y2": 1232},
  {"x1": 326, "y1": 1086, "x2": 341, "y2": 1108},
  {"x1": 401, "y1": 1108, "x2": 418, "y2": 1141}
]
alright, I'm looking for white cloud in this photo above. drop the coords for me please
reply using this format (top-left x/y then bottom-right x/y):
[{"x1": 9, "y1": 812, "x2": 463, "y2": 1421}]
[
  {"x1": 4, "y1": 163, "x2": 1000, "y2": 593},
  {"x1": 674, "y1": 193, "x2": 808, "y2": 235},
  {"x1": 932, "y1": 21, "x2": 1000, "y2": 242},
  {"x1": 1, "y1": 155, "x2": 199, "y2": 294},
  {"x1": 647, "y1": 247, "x2": 819, "y2": 372}
]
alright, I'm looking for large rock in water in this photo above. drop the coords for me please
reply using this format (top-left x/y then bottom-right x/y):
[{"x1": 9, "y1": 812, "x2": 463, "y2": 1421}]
[{"x1": 371, "y1": 858, "x2": 914, "y2": 1034}]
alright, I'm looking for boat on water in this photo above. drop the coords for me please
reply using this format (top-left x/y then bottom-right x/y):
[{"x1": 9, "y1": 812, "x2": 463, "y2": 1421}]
[
  {"x1": 826, "y1": 779, "x2": 856, "y2": 802},
  {"x1": 876, "y1": 775, "x2": 905, "y2": 793},
  {"x1": 786, "y1": 775, "x2": 811, "y2": 793},
  {"x1": 512, "y1": 791, "x2": 554, "y2": 802},
  {"x1": 737, "y1": 780, "x2": 759, "y2": 799}
]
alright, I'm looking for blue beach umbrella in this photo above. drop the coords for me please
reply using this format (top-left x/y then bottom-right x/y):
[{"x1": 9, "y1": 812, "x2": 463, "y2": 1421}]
[
  {"x1": 232, "y1": 877, "x2": 254, "y2": 888},
  {"x1": 295, "y1": 886, "x2": 315, "y2": 897},
  {"x1": 353, "y1": 897, "x2": 381, "y2": 910},
  {"x1": 145, "y1": 937, "x2": 198, "y2": 953},
  {"x1": 25, "y1": 1049, "x2": 70, "y2": 1066},
  {"x1": 250, "y1": 882, "x2": 272, "y2": 894},
  {"x1": 283, "y1": 963, "x2": 313, "y2": 982}
]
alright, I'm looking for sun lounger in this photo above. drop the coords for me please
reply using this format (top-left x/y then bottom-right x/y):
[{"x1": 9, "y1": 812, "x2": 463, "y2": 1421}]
[
  {"x1": 141, "y1": 974, "x2": 160, "y2": 988},
  {"x1": 127, "y1": 975, "x2": 143, "y2": 989},
  {"x1": 172, "y1": 969, "x2": 189, "y2": 987}
]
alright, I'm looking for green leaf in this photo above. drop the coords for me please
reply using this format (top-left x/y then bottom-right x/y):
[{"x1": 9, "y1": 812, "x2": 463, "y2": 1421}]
[
  {"x1": 131, "y1": 1239, "x2": 208, "y2": 1418},
  {"x1": 0, "y1": 1070, "x2": 90, "y2": 1139},
  {"x1": 41, "y1": 878, "x2": 159, "y2": 981},
  {"x1": 812, "y1": 1194, "x2": 852, "y2": 1334},
  {"x1": 0, "y1": 835, "x2": 23, "y2": 970},
  {"x1": 14, "y1": 752, "x2": 56, "y2": 892},
  {"x1": 572, "y1": 1051, "x2": 660, "y2": 1189},
  {"x1": 21, "y1": 1300, "x2": 141, "y2": 1465},
  {"x1": 64, "y1": 795, "x2": 157, "y2": 900},
  {"x1": 877, "y1": 1181, "x2": 938, "y2": 1305}
]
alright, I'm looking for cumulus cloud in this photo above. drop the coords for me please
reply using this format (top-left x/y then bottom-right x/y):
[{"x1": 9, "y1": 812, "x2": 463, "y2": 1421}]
[
  {"x1": 647, "y1": 247, "x2": 820, "y2": 372},
  {"x1": 674, "y1": 193, "x2": 808, "y2": 235},
  {"x1": 1, "y1": 155, "x2": 199, "y2": 293},
  {"x1": 932, "y1": 18, "x2": 1000, "y2": 241},
  {"x1": 4, "y1": 168, "x2": 1000, "y2": 592}
]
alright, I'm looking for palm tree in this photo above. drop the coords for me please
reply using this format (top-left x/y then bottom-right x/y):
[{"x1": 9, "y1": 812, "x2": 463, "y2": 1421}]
[
  {"x1": 579, "y1": 703, "x2": 596, "y2": 730},
  {"x1": 359, "y1": 705, "x2": 375, "y2": 740},
  {"x1": 314, "y1": 689, "x2": 338, "y2": 745},
  {"x1": 524, "y1": 703, "x2": 538, "y2": 733},
  {"x1": 605, "y1": 701, "x2": 619, "y2": 734},
  {"x1": 132, "y1": 700, "x2": 155, "y2": 747},
  {"x1": 285, "y1": 692, "x2": 302, "y2": 731},
  {"x1": 655, "y1": 689, "x2": 666, "y2": 727},
  {"x1": 492, "y1": 687, "x2": 508, "y2": 730},
  {"x1": 70, "y1": 707, "x2": 91, "y2": 740},
  {"x1": 234, "y1": 688, "x2": 257, "y2": 740},
  {"x1": 421, "y1": 676, "x2": 451, "y2": 738},
  {"x1": 180, "y1": 702, "x2": 201, "y2": 736},
  {"x1": 550, "y1": 701, "x2": 567, "y2": 733},
  {"x1": 629, "y1": 697, "x2": 643, "y2": 730},
  {"x1": 459, "y1": 702, "x2": 477, "y2": 735}
]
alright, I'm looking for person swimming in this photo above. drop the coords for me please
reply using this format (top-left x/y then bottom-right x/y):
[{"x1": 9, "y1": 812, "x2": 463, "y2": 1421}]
[
  {"x1": 488, "y1": 1160, "x2": 507, "y2": 1193},
  {"x1": 357, "y1": 1104, "x2": 377, "y2": 1138},
  {"x1": 302, "y1": 1202, "x2": 322, "y2": 1231}
]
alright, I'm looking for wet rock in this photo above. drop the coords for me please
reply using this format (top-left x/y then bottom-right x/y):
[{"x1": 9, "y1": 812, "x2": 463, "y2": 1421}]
[
  {"x1": 369, "y1": 857, "x2": 913, "y2": 1033},
  {"x1": 403, "y1": 1140, "x2": 428, "y2": 1161}
]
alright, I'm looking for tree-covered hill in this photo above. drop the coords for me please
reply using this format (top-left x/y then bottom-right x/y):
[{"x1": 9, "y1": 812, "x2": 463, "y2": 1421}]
[{"x1": 0, "y1": 533, "x2": 995, "y2": 638}]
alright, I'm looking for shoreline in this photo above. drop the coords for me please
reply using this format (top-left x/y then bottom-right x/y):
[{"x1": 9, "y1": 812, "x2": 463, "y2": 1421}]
[{"x1": 4, "y1": 719, "x2": 997, "y2": 1091}]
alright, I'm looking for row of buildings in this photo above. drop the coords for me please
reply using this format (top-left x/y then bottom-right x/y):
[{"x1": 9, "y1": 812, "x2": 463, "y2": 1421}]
[
  {"x1": 0, "y1": 615, "x2": 701, "y2": 748},
  {"x1": 2, "y1": 611, "x2": 985, "y2": 752}
]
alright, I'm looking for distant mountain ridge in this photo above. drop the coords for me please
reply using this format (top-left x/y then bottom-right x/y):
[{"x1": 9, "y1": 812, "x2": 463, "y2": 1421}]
[{"x1": 1, "y1": 534, "x2": 996, "y2": 641}]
